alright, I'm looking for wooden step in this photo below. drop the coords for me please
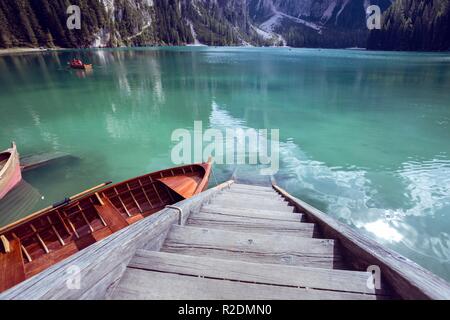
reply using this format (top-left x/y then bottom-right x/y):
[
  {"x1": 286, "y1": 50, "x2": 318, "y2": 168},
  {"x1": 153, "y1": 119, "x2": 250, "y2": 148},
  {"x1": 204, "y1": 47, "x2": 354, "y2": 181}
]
[
  {"x1": 200, "y1": 204, "x2": 303, "y2": 222},
  {"x1": 112, "y1": 268, "x2": 384, "y2": 300},
  {"x1": 127, "y1": 250, "x2": 389, "y2": 297},
  {"x1": 210, "y1": 198, "x2": 294, "y2": 212},
  {"x1": 212, "y1": 194, "x2": 287, "y2": 206},
  {"x1": 188, "y1": 212, "x2": 317, "y2": 237},
  {"x1": 224, "y1": 188, "x2": 281, "y2": 197},
  {"x1": 209, "y1": 195, "x2": 294, "y2": 212},
  {"x1": 230, "y1": 184, "x2": 275, "y2": 193},
  {"x1": 214, "y1": 193, "x2": 285, "y2": 202},
  {"x1": 224, "y1": 192, "x2": 281, "y2": 199},
  {"x1": 220, "y1": 191, "x2": 283, "y2": 201},
  {"x1": 161, "y1": 225, "x2": 344, "y2": 269}
]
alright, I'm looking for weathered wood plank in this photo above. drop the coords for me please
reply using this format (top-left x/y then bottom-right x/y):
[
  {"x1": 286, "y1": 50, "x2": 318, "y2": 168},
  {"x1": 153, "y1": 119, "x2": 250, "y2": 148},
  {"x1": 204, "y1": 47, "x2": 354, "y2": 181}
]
[
  {"x1": 226, "y1": 185, "x2": 279, "y2": 193},
  {"x1": 111, "y1": 268, "x2": 380, "y2": 300},
  {"x1": 130, "y1": 250, "x2": 389, "y2": 296},
  {"x1": 161, "y1": 225, "x2": 343, "y2": 269},
  {"x1": 20, "y1": 152, "x2": 75, "y2": 172},
  {"x1": 80, "y1": 261, "x2": 128, "y2": 300},
  {"x1": 187, "y1": 212, "x2": 317, "y2": 237},
  {"x1": 219, "y1": 188, "x2": 283, "y2": 199},
  {"x1": 210, "y1": 198, "x2": 294, "y2": 212},
  {"x1": 222, "y1": 189, "x2": 282, "y2": 198},
  {"x1": 215, "y1": 192, "x2": 282, "y2": 202},
  {"x1": 231, "y1": 184, "x2": 274, "y2": 192},
  {"x1": 200, "y1": 205, "x2": 303, "y2": 222},
  {"x1": 215, "y1": 192, "x2": 283, "y2": 203},
  {"x1": 273, "y1": 184, "x2": 450, "y2": 300}
]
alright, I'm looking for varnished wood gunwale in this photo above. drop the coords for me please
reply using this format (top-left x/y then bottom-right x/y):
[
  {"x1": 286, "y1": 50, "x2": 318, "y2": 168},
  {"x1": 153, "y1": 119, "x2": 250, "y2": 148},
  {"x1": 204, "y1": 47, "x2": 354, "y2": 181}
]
[
  {"x1": 0, "y1": 160, "x2": 211, "y2": 292},
  {"x1": 272, "y1": 184, "x2": 450, "y2": 300},
  {"x1": 0, "y1": 239, "x2": 25, "y2": 292}
]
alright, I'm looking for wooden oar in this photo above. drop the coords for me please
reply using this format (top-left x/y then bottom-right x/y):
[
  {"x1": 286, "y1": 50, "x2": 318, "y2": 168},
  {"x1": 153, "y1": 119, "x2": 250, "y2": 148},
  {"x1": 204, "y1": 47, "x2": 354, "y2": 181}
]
[{"x1": 0, "y1": 181, "x2": 112, "y2": 233}]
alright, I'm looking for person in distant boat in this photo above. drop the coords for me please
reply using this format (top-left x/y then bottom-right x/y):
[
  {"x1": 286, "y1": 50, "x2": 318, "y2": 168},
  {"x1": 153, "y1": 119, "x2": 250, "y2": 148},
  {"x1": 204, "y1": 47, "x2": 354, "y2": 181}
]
[
  {"x1": 69, "y1": 59, "x2": 92, "y2": 70},
  {"x1": 70, "y1": 59, "x2": 83, "y2": 67},
  {"x1": 69, "y1": 59, "x2": 93, "y2": 70}
]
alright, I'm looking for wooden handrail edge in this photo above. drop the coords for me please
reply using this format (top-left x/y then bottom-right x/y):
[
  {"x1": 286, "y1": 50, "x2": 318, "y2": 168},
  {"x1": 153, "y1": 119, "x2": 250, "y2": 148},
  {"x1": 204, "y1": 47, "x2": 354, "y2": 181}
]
[{"x1": 272, "y1": 184, "x2": 450, "y2": 300}]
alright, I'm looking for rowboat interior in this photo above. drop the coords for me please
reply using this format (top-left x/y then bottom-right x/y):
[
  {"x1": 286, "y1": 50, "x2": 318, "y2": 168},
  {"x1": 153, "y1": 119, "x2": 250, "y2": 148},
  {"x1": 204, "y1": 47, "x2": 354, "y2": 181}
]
[
  {"x1": 0, "y1": 146, "x2": 15, "y2": 171},
  {"x1": 0, "y1": 161, "x2": 211, "y2": 292},
  {"x1": 0, "y1": 154, "x2": 9, "y2": 170}
]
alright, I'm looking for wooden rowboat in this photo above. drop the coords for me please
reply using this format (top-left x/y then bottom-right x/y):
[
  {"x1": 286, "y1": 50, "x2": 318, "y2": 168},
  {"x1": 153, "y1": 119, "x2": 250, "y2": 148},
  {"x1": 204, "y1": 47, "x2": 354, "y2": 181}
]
[
  {"x1": 0, "y1": 159, "x2": 211, "y2": 292},
  {"x1": 71, "y1": 64, "x2": 92, "y2": 70},
  {"x1": 0, "y1": 143, "x2": 22, "y2": 200},
  {"x1": 69, "y1": 60, "x2": 92, "y2": 70}
]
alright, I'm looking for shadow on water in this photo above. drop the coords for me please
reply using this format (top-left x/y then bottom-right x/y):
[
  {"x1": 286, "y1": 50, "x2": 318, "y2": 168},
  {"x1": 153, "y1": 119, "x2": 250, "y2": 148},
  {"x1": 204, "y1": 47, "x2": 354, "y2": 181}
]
[
  {"x1": 0, "y1": 155, "x2": 82, "y2": 227},
  {"x1": 0, "y1": 181, "x2": 41, "y2": 228}
]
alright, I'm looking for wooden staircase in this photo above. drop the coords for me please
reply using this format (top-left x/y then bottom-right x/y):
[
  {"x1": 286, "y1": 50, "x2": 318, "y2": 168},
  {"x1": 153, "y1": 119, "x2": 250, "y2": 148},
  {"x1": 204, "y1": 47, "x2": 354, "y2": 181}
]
[
  {"x1": 110, "y1": 183, "x2": 390, "y2": 300},
  {"x1": 3, "y1": 180, "x2": 450, "y2": 300}
]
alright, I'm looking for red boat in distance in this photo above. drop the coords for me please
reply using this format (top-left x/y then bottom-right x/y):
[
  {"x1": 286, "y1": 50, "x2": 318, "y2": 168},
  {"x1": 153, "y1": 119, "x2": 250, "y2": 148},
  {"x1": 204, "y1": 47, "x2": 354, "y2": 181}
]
[{"x1": 69, "y1": 59, "x2": 92, "y2": 70}]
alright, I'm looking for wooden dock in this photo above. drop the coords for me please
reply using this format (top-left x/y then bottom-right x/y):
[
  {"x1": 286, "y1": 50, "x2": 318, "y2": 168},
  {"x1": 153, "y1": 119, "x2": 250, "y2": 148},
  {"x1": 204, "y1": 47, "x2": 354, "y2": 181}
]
[
  {"x1": 1, "y1": 181, "x2": 450, "y2": 300},
  {"x1": 111, "y1": 183, "x2": 384, "y2": 300},
  {"x1": 20, "y1": 151, "x2": 75, "y2": 172}
]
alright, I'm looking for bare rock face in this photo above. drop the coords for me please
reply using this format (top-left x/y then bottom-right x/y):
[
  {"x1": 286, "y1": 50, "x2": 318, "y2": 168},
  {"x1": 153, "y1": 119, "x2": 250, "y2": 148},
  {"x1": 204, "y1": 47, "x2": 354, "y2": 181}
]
[{"x1": 248, "y1": 0, "x2": 392, "y2": 29}]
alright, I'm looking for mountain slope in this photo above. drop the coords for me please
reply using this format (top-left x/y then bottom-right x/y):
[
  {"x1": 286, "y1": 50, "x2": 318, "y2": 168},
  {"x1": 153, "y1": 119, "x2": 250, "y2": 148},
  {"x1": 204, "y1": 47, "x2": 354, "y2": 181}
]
[
  {"x1": 367, "y1": 0, "x2": 450, "y2": 51},
  {"x1": 248, "y1": 0, "x2": 393, "y2": 48},
  {"x1": 0, "y1": 0, "x2": 394, "y2": 49}
]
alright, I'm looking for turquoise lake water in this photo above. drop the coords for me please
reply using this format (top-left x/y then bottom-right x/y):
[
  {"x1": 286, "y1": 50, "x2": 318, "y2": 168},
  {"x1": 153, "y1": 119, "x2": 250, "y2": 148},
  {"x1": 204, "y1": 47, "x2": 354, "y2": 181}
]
[{"x1": 0, "y1": 47, "x2": 449, "y2": 280}]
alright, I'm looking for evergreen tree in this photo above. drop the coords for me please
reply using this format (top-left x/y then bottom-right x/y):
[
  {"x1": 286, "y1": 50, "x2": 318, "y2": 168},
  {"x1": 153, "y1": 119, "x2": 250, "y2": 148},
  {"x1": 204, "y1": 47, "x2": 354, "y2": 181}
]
[
  {"x1": 0, "y1": 4, "x2": 13, "y2": 47},
  {"x1": 368, "y1": 0, "x2": 450, "y2": 51}
]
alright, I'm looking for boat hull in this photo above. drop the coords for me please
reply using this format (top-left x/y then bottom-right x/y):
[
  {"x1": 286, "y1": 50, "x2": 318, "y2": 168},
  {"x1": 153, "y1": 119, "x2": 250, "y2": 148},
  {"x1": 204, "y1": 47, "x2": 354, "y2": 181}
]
[
  {"x1": 70, "y1": 64, "x2": 92, "y2": 70},
  {"x1": 0, "y1": 160, "x2": 211, "y2": 292},
  {"x1": 0, "y1": 143, "x2": 22, "y2": 200}
]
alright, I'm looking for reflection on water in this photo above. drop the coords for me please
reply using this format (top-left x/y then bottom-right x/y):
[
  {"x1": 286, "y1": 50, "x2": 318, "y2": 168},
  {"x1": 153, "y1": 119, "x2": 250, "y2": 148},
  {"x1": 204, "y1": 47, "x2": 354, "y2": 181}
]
[
  {"x1": 210, "y1": 94, "x2": 450, "y2": 278},
  {"x1": 0, "y1": 47, "x2": 450, "y2": 280},
  {"x1": 364, "y1": 220, "x2": 403, "y2": 242}
]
